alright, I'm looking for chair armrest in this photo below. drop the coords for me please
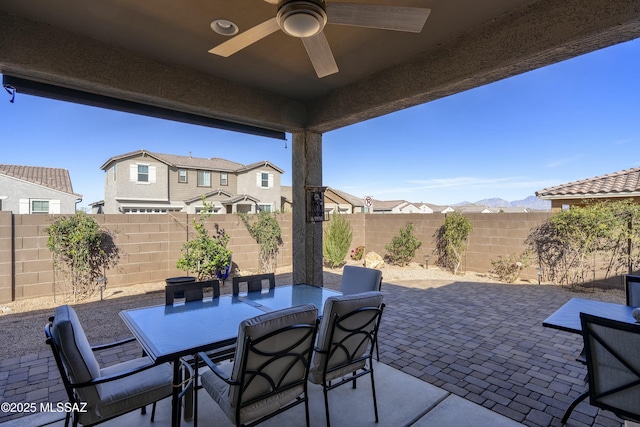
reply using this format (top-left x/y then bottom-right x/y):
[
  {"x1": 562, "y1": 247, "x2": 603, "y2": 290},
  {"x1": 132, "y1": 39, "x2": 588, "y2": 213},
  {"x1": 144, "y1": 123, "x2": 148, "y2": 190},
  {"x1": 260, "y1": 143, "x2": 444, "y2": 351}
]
[
  {"x1": 91, "y1": 336, "x2": 136, "y2": 351},
  {"x1": 196, "y1": 352, "x2": 238, "y2": 385},
  {"x1": 71, "y1": 358, "x2": 161, "y2": 389}
]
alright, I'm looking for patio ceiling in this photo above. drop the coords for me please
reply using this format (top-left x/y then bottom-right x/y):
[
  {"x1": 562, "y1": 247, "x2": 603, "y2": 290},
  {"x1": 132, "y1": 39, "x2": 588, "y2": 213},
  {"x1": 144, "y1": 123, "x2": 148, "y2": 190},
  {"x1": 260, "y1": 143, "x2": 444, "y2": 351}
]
[{"x1": 1, "y1": 0, "x2": 639, "y2": 136}]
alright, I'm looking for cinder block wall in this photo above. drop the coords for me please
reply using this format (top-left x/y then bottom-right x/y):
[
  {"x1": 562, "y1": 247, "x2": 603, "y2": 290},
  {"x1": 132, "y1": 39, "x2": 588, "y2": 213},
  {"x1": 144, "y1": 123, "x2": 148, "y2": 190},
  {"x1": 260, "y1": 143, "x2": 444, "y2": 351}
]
[
  {"x1": 2, "y1": 213, "x2": 292, "y2": 303},
  {"x1": 361, "y1": 212, "x2": 553, "y2": 280},
  {"x1": 0, "y1": 210, "x2": 615, "y2": 303}
]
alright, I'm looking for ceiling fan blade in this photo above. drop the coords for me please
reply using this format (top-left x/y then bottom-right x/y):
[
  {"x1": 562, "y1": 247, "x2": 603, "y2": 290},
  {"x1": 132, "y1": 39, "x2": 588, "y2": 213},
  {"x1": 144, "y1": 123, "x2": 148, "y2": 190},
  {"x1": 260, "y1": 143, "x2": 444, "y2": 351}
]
[
  {"x1": 301, "y1": 32, "x2": 339, "y2": 78},
  {"x1": 327, "y1": 3, "x2": 430, "y2": 33},
  {"x1": 263, "y1": 0, "x2": 278, "y2": 4},
  {"x1": 209, "y1": 17, "x2": 280, "y2": 57}
]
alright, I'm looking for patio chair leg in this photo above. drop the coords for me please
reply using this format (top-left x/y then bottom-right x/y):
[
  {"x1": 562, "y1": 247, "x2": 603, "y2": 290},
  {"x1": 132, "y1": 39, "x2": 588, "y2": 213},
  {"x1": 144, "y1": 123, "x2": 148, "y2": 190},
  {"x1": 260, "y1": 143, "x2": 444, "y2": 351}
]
[
  {"x1": 151, "y1": 402, "x2": 156, "y2": 422},
  {"x1": 141, "y1": 405, "x2": 146, "y2": 415},
  {"x1": 304, "y1": 394, "x2": 311, "y2": 427},
  {"x1": 352, "y1": 371, "x2": 357, "y2": 389},
  {"x1": 561, "y1": 390, "x2": 589, "y2": 424},
  {"x1": 323, "y1": 386, "x2": 331, "y2": 427},
  {"x1": 370, "y1": 369, "x2": 379, "y2": 423}
]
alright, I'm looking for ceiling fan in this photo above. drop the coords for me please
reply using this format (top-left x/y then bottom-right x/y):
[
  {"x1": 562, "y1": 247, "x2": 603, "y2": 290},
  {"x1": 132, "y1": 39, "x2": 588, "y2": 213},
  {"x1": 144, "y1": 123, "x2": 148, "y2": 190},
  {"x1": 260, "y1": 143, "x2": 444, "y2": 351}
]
[{"x1": 209, "y1": 0, "x2": 431, "y2": 78}]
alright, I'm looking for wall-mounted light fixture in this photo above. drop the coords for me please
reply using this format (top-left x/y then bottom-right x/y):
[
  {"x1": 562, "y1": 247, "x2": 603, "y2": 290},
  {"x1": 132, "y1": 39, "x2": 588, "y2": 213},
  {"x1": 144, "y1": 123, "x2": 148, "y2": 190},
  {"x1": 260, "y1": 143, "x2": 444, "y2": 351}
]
[{"x1": 305, "y1": 186, "x2": 327, "y2": 222}]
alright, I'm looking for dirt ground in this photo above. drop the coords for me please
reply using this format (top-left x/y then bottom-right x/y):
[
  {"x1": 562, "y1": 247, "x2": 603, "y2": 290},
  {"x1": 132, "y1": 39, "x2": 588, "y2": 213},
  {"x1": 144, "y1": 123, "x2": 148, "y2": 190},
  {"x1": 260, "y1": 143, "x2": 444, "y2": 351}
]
[{"x1": 0, "y1": 262, "x2": 625, "y2": 362}]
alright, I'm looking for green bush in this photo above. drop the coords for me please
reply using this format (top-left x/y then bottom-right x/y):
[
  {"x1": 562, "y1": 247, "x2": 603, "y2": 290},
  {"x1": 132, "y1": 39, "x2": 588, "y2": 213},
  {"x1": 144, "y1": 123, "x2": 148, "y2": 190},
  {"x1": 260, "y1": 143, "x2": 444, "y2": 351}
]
[
  {"x1": 434, "y1": 212, "x2": 473, "y2": 274},
  {"x1": 385, "y1": 223, "x2": 422, "y2": 266},
  {"x1": 239, "y1": 211, "x2": 283, "y2": 273},
  {"x1": 177, "y1": 204, "x2": 232, "y2": 280},
  {"x1": 490, "y1": 252, "x2": 531, "y2": 283},
  {"x1": 46, "y1": 212, "x2": 119, "y2": 300},
  {"x1": 323, "y1": 214, "x2": 353, "y2": 268}
]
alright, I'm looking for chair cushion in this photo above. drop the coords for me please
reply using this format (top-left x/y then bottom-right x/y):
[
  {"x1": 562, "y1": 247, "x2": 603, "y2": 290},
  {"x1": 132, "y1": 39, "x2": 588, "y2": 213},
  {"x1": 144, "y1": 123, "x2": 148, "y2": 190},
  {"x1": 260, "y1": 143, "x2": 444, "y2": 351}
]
[
  {"x1": 202, "y1": 304, "x2": 318, "y2": 425},
  {"x1": 309, "y1": 292, "x2": 383, "y2": 384},
  {"x1": 78, "y1": 359, "x2": 173, "y2": 425},
  {"x1": 51, "y1": 305, "x2": 102, "y2": 404},
  {"x1": 340, "y1": 266, "x2": 382, "y2": 294}
]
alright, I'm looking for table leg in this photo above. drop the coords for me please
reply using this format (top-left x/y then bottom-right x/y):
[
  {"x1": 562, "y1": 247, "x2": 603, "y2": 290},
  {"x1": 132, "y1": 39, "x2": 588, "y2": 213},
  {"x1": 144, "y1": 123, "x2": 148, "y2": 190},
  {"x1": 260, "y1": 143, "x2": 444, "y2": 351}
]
[{"x1": 171, "y1": 360, "x2": 181, "y2": 427}]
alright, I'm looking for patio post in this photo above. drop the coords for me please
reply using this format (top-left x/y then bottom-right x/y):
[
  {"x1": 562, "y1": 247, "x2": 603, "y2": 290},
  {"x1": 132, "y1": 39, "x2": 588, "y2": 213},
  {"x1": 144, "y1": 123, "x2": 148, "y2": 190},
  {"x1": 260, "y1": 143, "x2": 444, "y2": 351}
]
[{"x1": 292, "y1": 130, "x2": 324, "y2": 287}]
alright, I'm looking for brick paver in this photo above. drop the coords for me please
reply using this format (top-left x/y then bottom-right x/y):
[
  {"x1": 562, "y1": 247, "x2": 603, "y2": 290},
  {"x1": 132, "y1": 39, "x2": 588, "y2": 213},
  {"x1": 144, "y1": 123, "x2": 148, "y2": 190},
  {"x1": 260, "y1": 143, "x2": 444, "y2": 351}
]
[{"x1": 0, "y1": 278, "x2": 626, "y2": 426}]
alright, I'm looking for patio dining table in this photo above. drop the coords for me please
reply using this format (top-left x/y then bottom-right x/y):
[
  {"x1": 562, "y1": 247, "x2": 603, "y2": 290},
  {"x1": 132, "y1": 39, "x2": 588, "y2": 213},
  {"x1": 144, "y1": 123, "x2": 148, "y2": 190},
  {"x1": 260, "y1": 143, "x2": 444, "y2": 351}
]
[
  {"x1": 119, "y1": 284, "x2": 342, "y2": 427},
  {"x1": 542, "y1": 297, "x2": 637, "y2": 423}
]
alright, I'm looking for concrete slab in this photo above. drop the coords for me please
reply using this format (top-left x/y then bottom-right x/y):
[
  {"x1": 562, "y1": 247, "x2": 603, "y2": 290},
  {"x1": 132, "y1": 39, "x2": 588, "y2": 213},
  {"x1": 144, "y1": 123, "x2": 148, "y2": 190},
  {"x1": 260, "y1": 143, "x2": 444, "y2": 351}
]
[
  {"x1": 411, "y1": 394, "x2": 524, "y2": 427},
  {"x1": 5, "y1": 362, "x2": 525, "y2": 427}
]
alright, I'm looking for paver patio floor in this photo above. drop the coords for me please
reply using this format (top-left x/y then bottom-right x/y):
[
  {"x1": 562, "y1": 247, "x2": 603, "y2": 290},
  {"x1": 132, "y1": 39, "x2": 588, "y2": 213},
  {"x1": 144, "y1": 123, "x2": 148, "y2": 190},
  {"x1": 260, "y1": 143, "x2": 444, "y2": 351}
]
[{"x1": 0, "y1": 274, "x2": 628, "y2": 427}]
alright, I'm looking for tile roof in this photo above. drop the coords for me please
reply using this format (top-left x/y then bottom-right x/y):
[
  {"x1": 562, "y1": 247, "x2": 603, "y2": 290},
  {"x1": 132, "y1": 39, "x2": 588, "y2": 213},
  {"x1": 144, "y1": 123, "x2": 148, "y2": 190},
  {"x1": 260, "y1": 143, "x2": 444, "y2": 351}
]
[
  {"x1": 0, "y1": 164, "x2": 80, "y2": 196},
  {"x1": 329, "y1": 188, "x2": 364, "y2": 206},
  {"x1": 101, "y1": 149, "x2": 280, "y2": 172},
  {"x1": 536, "y1": 167, "x2": 640, "y2": 198}
]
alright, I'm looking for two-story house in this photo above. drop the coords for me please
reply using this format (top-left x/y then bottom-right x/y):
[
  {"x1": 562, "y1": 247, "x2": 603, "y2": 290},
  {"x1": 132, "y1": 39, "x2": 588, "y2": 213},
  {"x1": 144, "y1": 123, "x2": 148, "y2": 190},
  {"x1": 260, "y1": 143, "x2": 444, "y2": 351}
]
[
  {"x1": 0, "y1": 164, "x2": 82, "y2": 214},
  {"x1": 100, "y1": 150, "x2": 284, "y2": 214}
]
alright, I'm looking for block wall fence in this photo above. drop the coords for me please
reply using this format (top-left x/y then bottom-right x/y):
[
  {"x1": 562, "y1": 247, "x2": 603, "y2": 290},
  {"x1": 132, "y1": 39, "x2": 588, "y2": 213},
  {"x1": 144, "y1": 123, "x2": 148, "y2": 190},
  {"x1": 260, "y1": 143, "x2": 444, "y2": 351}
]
[{"x1": 5, "y1": 210, "x2": 617, "y2": 304}]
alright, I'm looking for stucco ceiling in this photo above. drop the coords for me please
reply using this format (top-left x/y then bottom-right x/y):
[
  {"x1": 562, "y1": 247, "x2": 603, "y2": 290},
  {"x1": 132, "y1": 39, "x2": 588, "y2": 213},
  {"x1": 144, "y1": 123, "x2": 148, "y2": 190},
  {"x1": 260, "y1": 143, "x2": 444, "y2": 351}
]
[{"x1": 1, "y1": 0, "x2": 639, "y2": 135}]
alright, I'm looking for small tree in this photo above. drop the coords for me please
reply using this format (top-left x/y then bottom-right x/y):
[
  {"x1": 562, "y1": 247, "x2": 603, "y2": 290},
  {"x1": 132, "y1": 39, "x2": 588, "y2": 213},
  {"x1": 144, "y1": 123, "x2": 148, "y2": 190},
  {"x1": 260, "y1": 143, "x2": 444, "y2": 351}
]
[
  {"x1": 239, "y1": 211, "x2": 283, "y2": 273},
  {"x1": 177, "y1": 203, "x2": 232, "y2": 280},
  {"x1": 385, "y1": 223, "x2": 422, "y2": 266},
  {"x1": 323, "y1": 213, "x2": 353, "y2": 268},
  {"x1": 434, "y1": 212, "x2": 473, "y2": 274},
  {"x1": 46, "y1": 212, "x2": 119, "y2": 301}
]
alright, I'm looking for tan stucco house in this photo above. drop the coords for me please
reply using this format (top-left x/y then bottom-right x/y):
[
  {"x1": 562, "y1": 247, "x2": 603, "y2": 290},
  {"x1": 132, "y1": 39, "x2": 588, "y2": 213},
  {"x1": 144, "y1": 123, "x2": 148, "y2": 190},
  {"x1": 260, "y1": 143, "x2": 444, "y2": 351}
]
[
  {"x1": 0, "y1": 164, "x2": 82, "y2": 214},
  {"x1": 100, "y1": 150, "x2": 284, "y2": 214},
  {"x1": 536, "y1": 167, "x2": 640, "y2": 210}
]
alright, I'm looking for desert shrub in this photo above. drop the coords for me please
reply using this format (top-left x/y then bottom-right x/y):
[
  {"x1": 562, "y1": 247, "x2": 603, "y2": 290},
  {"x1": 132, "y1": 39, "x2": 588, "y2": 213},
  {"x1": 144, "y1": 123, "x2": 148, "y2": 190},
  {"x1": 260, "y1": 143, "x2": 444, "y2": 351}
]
[
  {"x1": 239, "y1": 211, "x2": 283, "y2": 273},
  {"x1": 177, "y1": 204, "x2": 232, "y2": 280},
  {"x1": 526, "y1": 199, "x2": 640, "y2": 288},
  {"x1": 46, "y1": 212, "x2": 119, "y2": 301},
  {"x1": 385, "y1": 223, "x2": 422, "y2": 266},
  {"x1": 490, "y1": 252, "x2": 531, "y2": 283},
  {"x1": 350, "y1": 245, "x2": 365, "y2": 261},
  {"x1": 323, "y1": 213, "x2": 353, "y2": 268},
  {"x1": 434, "y1": 212, "x2": 473, "y2": 274}
]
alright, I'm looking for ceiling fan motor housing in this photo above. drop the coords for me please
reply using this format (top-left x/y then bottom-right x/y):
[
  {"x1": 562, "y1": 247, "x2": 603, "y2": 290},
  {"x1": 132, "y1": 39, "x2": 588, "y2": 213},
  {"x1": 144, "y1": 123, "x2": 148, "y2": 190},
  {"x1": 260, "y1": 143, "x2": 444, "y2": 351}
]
[{"x1": 277, "y1": 0, "x2": 327, "y2": 38}]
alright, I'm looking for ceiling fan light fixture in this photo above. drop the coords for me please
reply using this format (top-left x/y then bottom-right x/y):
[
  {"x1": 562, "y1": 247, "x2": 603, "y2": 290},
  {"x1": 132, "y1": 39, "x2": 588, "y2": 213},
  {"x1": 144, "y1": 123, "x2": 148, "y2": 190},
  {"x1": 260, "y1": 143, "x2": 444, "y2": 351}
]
[
  {"x1": 277, "y1": 1, "x2": 327, "y2": 38},
  {"x1": 210, "y1": 19, "x2": 239, "y2": 36}
]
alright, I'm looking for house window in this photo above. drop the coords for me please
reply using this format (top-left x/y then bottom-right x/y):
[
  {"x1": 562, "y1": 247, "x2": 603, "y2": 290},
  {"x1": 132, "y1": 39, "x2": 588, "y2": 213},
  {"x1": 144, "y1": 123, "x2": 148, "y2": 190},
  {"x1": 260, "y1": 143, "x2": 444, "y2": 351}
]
[
  {"x1": 198, "y1": 170, "x2": 211, "y2": 187},
  {"x1": 220, "y1": 172, "x2": 228, "y2": 186},
  {"x1": 178, "y1": 169, "x2": 187, "y2": 183},
  {"x1": 261, "y1": 172, "x2": 269, "y2": 188},
  {"x1": 257, "y1": 204, "x2": 272, "y2": 213},
  {"x1": 138, "y1": 165, "x2": 149, "y2": 182},
  {"x1": 31, "y1": 200, "x2": 49, "y2": 214}
]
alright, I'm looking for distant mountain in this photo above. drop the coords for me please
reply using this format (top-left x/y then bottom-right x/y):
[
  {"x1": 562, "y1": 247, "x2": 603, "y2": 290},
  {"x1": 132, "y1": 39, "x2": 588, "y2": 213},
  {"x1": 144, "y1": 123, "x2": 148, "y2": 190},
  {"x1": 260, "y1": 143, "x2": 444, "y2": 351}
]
[
  {"x1": 510, "y1": 195, "x2": 551, "y2": 210},
  {"x1": 468, "y1": 195, "x2": 550, "y2": 210},
  {"x1": 474, "y1": 198, "x2": 511, "y2": 207}
]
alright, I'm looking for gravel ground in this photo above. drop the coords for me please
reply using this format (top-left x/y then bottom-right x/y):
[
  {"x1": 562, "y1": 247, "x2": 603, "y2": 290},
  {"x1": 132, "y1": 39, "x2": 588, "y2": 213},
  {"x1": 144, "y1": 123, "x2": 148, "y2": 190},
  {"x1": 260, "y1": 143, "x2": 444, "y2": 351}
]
[{"x1": 0, "y1": 262, "x2": 624, "y2": 362}]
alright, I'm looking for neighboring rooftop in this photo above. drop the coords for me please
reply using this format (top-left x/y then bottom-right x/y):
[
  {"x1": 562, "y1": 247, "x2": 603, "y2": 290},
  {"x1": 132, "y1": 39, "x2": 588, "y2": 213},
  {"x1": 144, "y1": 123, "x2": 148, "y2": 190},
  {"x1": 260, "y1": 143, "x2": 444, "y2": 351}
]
[
  {"x1": 100, "y1": 150, "x2": 283, "y2": 173},
  {"x1": 0, "y1": 164, "x2": 80, "y2": 196},
  {"x1": 537, "y1": 167, "x2": 640, "y2": 199}
]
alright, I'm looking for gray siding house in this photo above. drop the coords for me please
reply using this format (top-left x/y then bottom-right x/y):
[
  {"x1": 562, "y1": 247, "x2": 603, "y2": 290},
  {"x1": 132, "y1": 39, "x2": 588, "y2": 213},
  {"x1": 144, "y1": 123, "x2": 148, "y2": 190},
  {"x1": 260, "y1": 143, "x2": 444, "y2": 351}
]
[
  {"x1": 0, "y1": 165, "x2": 81, "y2": 214},
  {"x1": 100, "y1": 150, "x2": 284, "y2": 214}
]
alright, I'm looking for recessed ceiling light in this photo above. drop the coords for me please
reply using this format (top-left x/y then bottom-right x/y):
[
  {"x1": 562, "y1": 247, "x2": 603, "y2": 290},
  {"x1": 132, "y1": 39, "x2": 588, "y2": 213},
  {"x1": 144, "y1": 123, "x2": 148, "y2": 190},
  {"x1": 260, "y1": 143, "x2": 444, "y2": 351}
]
[{"x1": 210, "y1": 19, "x2": 239, "y2": 36}]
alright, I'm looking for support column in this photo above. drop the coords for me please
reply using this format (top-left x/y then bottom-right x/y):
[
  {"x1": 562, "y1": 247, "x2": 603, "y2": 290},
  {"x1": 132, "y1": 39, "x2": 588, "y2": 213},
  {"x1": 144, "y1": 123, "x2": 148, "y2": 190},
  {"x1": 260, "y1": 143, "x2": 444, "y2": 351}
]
[{"x1": 292, "y1": 130, "x2": 323, "y2": 286}]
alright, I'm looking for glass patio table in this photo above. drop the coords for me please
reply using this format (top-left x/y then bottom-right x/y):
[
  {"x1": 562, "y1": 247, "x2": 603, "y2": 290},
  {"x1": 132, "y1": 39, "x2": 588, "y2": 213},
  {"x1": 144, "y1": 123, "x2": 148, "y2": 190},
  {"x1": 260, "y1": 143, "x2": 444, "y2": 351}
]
[{"x1": 119, "y1": 284, "x2": 342, "y2": 427}]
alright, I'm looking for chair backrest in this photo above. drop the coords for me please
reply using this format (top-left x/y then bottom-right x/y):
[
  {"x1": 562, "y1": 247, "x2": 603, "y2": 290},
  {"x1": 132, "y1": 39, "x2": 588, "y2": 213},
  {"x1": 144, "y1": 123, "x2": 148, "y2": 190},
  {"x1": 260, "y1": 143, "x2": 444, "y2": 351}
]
[
  {"x1": 625, "y1": 275, "x2": 640, "y2": 307},
  {"x1": 311, "y1": 292, "x2": 384, "y2": 382},
  {"x1": 165, "y1": 279, "x2": 220, "y2": 305},
  {"x1": 228, "y1": 304, "x2": 319, "y2": 413},
  {"x1": 46, "y1": 305, "x2": 101, "y2": 405},
  {"x1": 580, "y1": 313, "x2": 640, "y2": 422},
  {"x1": 340, "y1": 266, "x2": 382, "y2": 294},
  {"x1": 232, "y1": 273, "x2": 276, "y2": 295}
]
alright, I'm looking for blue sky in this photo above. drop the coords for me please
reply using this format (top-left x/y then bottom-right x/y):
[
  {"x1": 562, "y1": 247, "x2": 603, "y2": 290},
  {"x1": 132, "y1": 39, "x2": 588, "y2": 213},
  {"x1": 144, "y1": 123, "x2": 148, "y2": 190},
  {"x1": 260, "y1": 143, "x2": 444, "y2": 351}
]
[{"x1": 2, "y1": 38, "x2": 639, "y2": 210}]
